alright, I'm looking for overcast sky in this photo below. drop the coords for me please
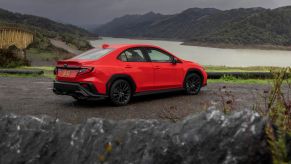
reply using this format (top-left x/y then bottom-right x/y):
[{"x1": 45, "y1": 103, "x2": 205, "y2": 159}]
[{"x1": 0, "y1": 0, "x2": 291, "y2": 27}]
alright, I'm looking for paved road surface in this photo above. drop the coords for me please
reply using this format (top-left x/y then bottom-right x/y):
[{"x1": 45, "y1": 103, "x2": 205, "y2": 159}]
[{"x1": 0, "y1": 77, "x2": 271, "y2": 124}]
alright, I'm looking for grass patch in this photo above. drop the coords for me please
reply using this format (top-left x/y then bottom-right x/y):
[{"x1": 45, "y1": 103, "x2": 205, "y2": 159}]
[
  {"x1": 205, "y1": 66, "x2": 282, "y2": 72},
  {"x1": 0, "y1": 73, "x2": 42, "y2": 78},
  {"x1": 20, "y1": 66, "x2": 55, "y2": 79},
  {"x1": 205, "y1": 66, "x2": 285, "y2": 84},
  {"x1": 0, "y1": 66, "x2": 55, "y2": 79},
  {"x1": 208, "y1": 73, "x2": 272, "y2": 84},
  {"x1": 26, "y1": 47, "x2": 73, "y2": 65},
  {"x1": 208, "y1": 78, "x2": 272, "y2": 84},
  {"x1": 0, "y1": 73, "x2": 55, "y2": 79},
  {"x1": 27, "y1": 48, "x2": 59, "y2": 61},
  {"x1": 20, "y1": 66, "x2": 54, "y2": 71},
  {"x1": 208, "y1": 74, "x2": 291, "y2": 84},
  {"x1": 0, "y1": 66, "x2": 287, "y2": 84},
  {"x1": 43, "y1": 73, "x2": 55, "y2": 79}
]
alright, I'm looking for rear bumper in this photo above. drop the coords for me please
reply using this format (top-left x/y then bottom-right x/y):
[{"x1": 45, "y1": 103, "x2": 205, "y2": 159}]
[{"x1": 53, "y1": 80, "x2": 107, "y2": 99}]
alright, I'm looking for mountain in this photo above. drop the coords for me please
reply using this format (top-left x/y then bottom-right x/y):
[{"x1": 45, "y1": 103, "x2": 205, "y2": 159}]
[
  {"x1": 96, "y1": 12, "x2": 168, "y2": 37},
  {"x1": 95, "y1": 6, "x2": 291, "y2": 47},
  {"x1": 192, "y1": 6, "x2": 291, "y2": 46},
  {"x1": 0, "y1": 8, "x2": 94, "y2": 50}
]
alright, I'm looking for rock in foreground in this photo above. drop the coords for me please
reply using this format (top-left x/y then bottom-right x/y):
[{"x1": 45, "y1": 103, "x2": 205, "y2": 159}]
[{"x1": 0, "y1": 110, "x2": 271, "y2": 164}]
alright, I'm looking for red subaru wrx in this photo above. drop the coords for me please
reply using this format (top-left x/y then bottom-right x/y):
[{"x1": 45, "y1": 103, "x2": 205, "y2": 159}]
[{"x1": 53, "y1": 44, "x2": 207, "y2": 105}]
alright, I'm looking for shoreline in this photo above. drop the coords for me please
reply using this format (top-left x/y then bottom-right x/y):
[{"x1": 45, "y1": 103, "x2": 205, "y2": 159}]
[
  {"x1": 181, "y1": 42, "x2": 291, "y2": 51},
  {"x1": 97, "y1": 36, "x2": 184, "y2": 42},
  {"x1": 97, "y1": 36, "x2": 291, "y2": 51}
]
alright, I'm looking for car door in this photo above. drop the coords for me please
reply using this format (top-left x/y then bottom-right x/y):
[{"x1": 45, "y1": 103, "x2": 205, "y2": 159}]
[
  {"x1": 145, "y1": 48, "x2": 184, "y2": 90},
  {"x1": 117, "y1": 48, "x2": 155, "y2": 92}
]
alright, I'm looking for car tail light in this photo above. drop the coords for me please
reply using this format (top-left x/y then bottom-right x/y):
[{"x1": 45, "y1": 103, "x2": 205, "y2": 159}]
[{"x1": 78, "y1": 67, "x2": 94, "y2": 76}]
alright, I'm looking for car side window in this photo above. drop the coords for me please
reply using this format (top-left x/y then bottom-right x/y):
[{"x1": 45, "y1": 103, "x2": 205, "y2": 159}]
[
  {"x1": 146, "y1": 48, "x2": 172, "y2": 63},
  {"x1": 118, "y1": 48, "x2": 146, "y2": 62},
  {"x1": 118, "y1": 53, "x2": 127, "y2": 62}
]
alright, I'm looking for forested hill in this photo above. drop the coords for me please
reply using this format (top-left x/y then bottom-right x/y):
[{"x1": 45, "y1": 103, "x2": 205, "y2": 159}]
[
  {"x1": 95, "y1": 6, "x2": 291, "y2": 47},
  {"x1": 0, "y1": 8, "x2": 94, "y2": 50}
]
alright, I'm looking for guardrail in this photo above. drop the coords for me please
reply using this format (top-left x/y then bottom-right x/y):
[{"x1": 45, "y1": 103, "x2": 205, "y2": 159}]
[
  {"x1": 0, "y1": 69, "x2": 44, "y2": 75},
  {"x1": 207, "y1": 72, "x2": 274, "y2": 79}
]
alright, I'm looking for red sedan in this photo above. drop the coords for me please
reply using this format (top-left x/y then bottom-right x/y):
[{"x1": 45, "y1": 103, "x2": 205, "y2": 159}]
[{"x1": 53, "y1": 44, "x2": 207, "y2": 105}]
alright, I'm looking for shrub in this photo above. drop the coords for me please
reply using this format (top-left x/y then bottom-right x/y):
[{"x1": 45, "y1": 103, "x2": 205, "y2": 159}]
[
  {"x1": 0, "y1": 47, "x2": 30, "y2": 68},
  {"x1": 254, "y1": 67, "x2": 291, "y2": 163}
]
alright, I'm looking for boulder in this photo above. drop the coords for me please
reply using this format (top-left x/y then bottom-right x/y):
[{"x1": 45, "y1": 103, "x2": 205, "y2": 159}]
[{"x1": 0, "y1": 110, "x2": 271, "y2": 164}]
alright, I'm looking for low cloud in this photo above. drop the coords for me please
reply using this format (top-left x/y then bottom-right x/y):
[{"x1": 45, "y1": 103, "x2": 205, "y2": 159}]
[{"x1": 0, "y1": 0, "x2": 290, "y2": 26}]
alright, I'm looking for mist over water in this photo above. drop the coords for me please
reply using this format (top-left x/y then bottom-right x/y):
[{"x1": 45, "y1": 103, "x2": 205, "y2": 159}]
[{"x1": 91, "y1": 37, "x2": 291, "y2": 67}]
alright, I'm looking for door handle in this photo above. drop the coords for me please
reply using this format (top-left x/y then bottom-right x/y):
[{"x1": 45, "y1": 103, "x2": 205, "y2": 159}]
[
  {"x1": 125, "y1": 65, "x2": 132, "y2": 68},
  {"x1": 154, "y1": 66, "x2": 160, "y2": 69}
]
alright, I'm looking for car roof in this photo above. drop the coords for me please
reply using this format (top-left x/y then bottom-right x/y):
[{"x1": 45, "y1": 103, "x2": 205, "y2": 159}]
[
  {"x1": 106, "y1": 44, "x2": 159, "y2": 49},
  {"x1": 96, "y1": 43, "x2": 178, "y2": 59}
]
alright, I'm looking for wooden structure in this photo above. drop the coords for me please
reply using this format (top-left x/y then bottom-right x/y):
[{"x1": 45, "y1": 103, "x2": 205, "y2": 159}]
[
  {"x1": 0, "y1": 27, "x2": 34, "y2": 61},
  {"x1": 0, "y1": 27, "x2": 33, "y2": 50}
]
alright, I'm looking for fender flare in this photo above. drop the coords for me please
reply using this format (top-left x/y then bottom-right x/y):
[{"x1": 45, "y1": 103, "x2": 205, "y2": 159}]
[
  {"x1": 183, "y1": 68, "x2": 204, "y2": 86},
  {"x1": 106, "y1": 74, "x2": 137, "y2": 95}
]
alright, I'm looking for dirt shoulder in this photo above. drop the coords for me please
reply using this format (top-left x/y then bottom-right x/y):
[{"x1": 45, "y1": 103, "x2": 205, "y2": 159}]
[
  {"x1": 49, "y1": 39, "x2": 82, "y2": 55},
  {"x1": 0, "y1": 77, "x2": 272, "y2": 124}
]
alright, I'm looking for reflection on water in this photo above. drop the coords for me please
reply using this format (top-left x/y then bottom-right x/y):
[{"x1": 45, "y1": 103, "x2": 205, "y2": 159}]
[{"x1": 90, "y1": 37, "x2": 291, "y2": 67}]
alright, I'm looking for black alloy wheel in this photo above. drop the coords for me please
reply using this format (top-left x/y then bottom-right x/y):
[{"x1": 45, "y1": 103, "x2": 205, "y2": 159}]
[
  {"x1": 184, "y1": 73, "x2": 202, "y2": 95},
  {"x1": 109, "y1": 79, "x2": 132, "y2": 106}
]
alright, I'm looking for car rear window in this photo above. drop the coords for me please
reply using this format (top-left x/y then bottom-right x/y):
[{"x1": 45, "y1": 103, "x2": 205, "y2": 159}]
[{"x1": 73, "y1": 48, "x2": 113, "y2": 60}]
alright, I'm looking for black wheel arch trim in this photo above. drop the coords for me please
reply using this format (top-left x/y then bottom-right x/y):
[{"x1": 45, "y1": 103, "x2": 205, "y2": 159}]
[
  {"x1": 106, "y1": 74, "x2": 137, "y2": 95},
  {"x1": 184, "y1": 68, "x2": 204, "y2": 86}
]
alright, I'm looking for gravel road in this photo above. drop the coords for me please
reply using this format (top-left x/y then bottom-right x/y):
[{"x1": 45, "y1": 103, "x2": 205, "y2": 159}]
[
  {"x1": 0, "y1": 77, "x2": 272, "y2": 124},
  {"x1": 50, "y1": 39, "x2": 82, "y2": 55}
]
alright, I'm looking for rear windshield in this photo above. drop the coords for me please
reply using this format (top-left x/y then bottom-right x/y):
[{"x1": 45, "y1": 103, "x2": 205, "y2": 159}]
[{"x1": 73, "y1": 48, "x2": 113, "y2": 60}]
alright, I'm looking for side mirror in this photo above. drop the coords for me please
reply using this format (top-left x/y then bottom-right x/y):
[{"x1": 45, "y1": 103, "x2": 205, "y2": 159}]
[{"x1": 172, "y1": 58, "x2": 178, "y2": 64}]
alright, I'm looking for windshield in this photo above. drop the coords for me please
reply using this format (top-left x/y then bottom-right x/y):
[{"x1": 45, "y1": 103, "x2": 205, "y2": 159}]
[{"x1": 73, "y1": 48, "x2": 113, "y2": 60}]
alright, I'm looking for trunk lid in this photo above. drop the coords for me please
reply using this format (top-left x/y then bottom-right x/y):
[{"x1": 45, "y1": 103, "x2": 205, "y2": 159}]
[{"x1": 55, "y1": 60, "x2": 93, "y2": 81}]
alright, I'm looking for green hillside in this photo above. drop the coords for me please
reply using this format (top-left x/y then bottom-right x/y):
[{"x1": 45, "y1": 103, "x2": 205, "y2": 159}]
[
  {"x1": 0, "y1": 8, "x2": 94, "y2": 51},
  {"x1": 95, "y1": 6, "x2": 291, "y2": 49},
  {"x1": 191, "y1": 6, "x2": 291, "y2": 46}
]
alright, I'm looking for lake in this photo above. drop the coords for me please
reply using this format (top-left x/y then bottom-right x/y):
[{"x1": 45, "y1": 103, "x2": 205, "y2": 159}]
[{"x1": 90, "y1": 37, "x2": 291, "y2": 67}]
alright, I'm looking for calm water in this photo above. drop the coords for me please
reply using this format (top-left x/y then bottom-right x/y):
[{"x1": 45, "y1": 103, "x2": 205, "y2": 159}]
[{"x1": 90, "y1": 37, "x2": 291, "y2": 67}]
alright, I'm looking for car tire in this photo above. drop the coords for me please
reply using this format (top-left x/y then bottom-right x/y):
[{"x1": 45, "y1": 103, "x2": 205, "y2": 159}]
[
  {"x1": 109, "y1": 79, "x2": 132, "y2": 106},
  {"x1": 184, "y1": 73, "x2": 202, "y2": 95}
]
